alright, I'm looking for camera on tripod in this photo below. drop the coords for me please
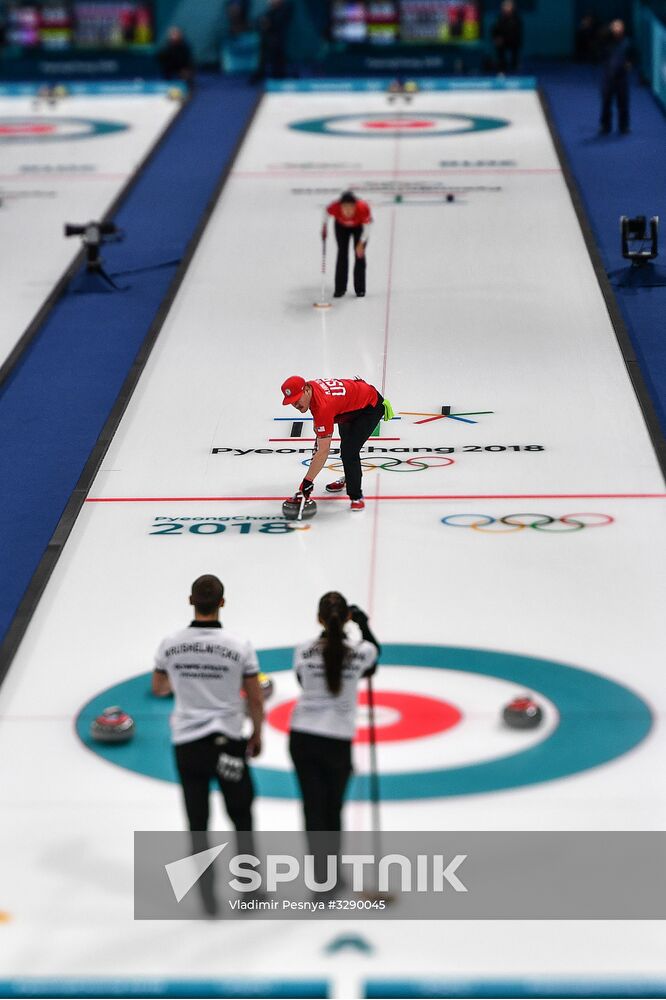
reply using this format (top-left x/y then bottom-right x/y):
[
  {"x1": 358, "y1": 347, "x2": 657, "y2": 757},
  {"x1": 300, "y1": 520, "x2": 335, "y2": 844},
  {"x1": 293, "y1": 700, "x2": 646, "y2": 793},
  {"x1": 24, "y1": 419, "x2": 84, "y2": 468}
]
[
  {"x1": 64, "y1": 220, "x2": 124, "y2": 287},
  {"x1": 64, "y1": 220, "x2": 123, "y2": 273},
  {"x1": 620, "y1": 215, "x2": 658, "y2": 266}
]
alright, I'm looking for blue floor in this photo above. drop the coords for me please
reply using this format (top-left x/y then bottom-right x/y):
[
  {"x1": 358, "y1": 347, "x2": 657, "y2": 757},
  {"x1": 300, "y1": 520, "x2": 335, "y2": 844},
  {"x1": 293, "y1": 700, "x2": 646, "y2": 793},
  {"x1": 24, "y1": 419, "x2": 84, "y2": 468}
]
[
  {"x1": 0, "y1": 76, "x2": 259, "y2": 660},
  {"x1": 539, "y1": 63, "x2": 666, "y2": 440}
]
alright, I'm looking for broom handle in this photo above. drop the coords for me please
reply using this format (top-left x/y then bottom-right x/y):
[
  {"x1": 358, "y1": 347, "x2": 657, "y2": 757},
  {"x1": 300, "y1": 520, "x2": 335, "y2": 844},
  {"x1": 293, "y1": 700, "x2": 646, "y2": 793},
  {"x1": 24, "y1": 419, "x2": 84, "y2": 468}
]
[{"x1": 366, "y1": 673, "x2": 381, "y2": 838}]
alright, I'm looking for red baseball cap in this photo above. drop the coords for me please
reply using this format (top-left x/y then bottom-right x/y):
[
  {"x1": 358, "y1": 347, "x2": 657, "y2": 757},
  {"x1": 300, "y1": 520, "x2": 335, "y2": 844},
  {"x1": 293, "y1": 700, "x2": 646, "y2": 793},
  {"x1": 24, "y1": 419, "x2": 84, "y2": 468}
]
[{"x1": 281, "y1": 375, "x2": 306, "y2": 405}]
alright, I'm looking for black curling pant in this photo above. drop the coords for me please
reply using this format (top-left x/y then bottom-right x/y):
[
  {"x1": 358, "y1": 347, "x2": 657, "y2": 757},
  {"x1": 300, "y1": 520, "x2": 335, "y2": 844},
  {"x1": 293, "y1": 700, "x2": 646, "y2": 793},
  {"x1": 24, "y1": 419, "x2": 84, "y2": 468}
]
[
  {"x1": 334, "y1": 221, "x2": 366, "y2": 296},
  {"x1": 174, "y1": 732, "x2": 256, "y2": 907},
  {"x1": 338, "y1": 394, "x2": 385, "y2": 500},
  {"x1": 600, "y1": 73, "x2": 630, "y2": 132},
  {"x1": 290, "y1": 730, "x2": 352, "y2": 883},
  {"x1": 174, "y1": 732, "x2": 255, "y2": 838}
]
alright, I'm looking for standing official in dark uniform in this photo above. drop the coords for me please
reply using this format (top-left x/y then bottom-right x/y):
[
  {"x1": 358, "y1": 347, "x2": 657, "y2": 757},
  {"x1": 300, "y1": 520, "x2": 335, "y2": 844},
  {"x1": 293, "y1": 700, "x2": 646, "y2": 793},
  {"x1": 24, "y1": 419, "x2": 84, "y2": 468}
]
[
  {"x1": 322, "y1": 191, "x2": 373, "y2": 298},
  {"x1": 251, "y1": 0, "x2": 292, "y2": 82},
  {"x1": 157, "y1": 26, "x2": 195, "y2": 90},
  {"x1": 152, "y1": 574, "x2": 264, "y2": 913},
  {"x1": 600, "y1": 19, "x2": 632, "y2": 135},
  {"x1": 491, "y1": 0, "x2": 523, "y2": 74}
]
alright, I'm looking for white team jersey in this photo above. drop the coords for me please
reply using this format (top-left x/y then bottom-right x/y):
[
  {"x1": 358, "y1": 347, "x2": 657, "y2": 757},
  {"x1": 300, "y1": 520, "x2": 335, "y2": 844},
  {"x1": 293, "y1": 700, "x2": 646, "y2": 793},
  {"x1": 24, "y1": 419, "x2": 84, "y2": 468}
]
[
  {"x1": 154, "y1": 622, "x2": 259, "y2": 745},
  {"x1": 290, "y1": 633, "x2": 378, "y2": 741}
]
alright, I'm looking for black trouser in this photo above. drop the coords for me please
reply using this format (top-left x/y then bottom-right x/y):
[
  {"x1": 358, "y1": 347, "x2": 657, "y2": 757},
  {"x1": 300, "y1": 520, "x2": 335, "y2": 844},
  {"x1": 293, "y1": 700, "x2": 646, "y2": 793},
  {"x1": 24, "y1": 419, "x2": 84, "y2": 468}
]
[
  {"x1": 338, "y1": 393, "x2": 384, "y2": 500},
  {"x1": 495, "y1": 44, "x2": 520, "y2": 74},
  {"x1": 174, "y1": 731, "x2": 255, "y2": 832},
  {"x1": 175, "y1": 732, "x2": 256, "y2": 906},
  {"x1": 254, "y1": 35, "x2": 287, "y2": 81},
  {"x1": 290, "y1": 730, "x2": 353, "y2": 883},
  {"x1": 334, "y1": 221, "x2": 366, "y2": 296},
  {"x1": 600, "y1": 73, "x2": 630, "y2": 132}
]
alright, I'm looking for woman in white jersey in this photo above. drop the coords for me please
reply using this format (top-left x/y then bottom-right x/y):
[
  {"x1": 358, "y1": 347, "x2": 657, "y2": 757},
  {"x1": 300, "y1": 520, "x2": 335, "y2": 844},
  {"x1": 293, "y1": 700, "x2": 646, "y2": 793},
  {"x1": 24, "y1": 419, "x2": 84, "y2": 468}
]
[{"x1": 289, "y1": 591, "x2": 380, "y2": 856}]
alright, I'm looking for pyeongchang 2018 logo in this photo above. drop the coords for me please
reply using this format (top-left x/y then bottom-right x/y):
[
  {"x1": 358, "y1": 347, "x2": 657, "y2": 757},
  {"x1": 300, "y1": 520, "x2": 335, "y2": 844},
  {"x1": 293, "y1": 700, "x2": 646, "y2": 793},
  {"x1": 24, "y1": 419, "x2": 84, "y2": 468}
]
[
  {"x1": 211, "y1": 407, "x2": 546, "y2": 472},
  {"x1": 271, "y1": 406, "x2": 494, "y2": 444},
  {"x1": 149, "y1": 515, "x2": 310, "y2": 536}
]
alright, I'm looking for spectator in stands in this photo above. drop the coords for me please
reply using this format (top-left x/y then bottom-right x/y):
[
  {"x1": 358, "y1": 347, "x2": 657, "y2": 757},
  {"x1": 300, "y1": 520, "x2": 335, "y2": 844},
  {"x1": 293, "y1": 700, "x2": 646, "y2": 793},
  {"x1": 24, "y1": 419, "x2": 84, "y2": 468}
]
[
  {"x1": 250, "y1": 0, "x2": 292, "y2": 83},
  {"x1": 227, "y1": 0, "x2": 249, "y2": 37},
  {"x1": 599, "y1": 19, "x2": 632, "y2": 135},
  {"x1": 0, "y1": 6, "x2": 7, "y2": 52},
  {"x1": 120, "y1": 7, "x2": 137, "y2": 44},
  {"x1": 449, "y1": 4, "x2": 465, "y2": 39},
  {"x1": 575, "y1": 12, "x2": 601, "y2": 63},
  {"x1": 491, "y1": 0, "x2": 523, "y2": 75},
  {"x1": 158, "y1": 25, "x2": 195, "y2": 91}
]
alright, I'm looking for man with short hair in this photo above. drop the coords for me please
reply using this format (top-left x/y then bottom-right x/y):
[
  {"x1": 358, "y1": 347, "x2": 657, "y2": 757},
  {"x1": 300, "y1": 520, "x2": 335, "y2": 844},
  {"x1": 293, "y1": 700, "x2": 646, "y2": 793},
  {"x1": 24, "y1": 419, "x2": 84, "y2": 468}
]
[
  {"x1": 323, "y1": 190, "x2": 373, "y2": 298},
  {"x1": 280, "y1": 375, "x2": 387, "y2": 512},
  {"x1": 152, "y1": 574, "x2": 263, "y2": 913}
]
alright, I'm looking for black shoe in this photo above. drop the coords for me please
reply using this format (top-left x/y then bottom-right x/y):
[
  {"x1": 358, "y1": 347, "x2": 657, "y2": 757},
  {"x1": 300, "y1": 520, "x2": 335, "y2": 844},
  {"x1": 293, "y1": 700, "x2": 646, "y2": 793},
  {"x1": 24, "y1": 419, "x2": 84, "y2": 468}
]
[
  {"x1": 333, "y1": 291, "x2": 345, "y2": 298},
  {"x1": 598, "y1": 126, "x2": 611, "y2": 135},
  {"x1": 356, "y1": 292, "x2": 365, "y2": 297},
  {"x1": 619, "y1": 127, "x2": 631, "y2": 135}
]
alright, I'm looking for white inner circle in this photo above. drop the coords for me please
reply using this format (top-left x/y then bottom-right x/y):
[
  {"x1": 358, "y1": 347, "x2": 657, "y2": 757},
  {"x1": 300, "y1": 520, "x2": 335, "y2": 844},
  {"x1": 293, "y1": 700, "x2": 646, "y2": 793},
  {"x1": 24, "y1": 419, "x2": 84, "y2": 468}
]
[{"x1": 355, "y1": 704, "x2": 402, "y2": 728}]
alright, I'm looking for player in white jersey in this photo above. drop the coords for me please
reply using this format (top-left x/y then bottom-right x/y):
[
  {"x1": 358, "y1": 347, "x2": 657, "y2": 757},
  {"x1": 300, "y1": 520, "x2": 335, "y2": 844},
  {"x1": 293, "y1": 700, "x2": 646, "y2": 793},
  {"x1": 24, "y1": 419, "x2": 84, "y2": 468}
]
[
  {"x1": 289, "y1": 591, "x2": 380, "y2": 881},
  {"x1": 152, "y1": 574, "x2": 264, "y2": 914}
]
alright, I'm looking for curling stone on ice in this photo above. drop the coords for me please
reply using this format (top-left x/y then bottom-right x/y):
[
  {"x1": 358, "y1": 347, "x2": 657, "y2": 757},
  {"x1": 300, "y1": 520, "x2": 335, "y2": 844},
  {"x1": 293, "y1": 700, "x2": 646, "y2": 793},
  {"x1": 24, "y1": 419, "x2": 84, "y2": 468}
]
[
  {"x1": 90, "y1": 706, "x2": 136, "y2": 743},
  {"x1": 502, "y1": 696, "x2": 543, "y2": 730}
]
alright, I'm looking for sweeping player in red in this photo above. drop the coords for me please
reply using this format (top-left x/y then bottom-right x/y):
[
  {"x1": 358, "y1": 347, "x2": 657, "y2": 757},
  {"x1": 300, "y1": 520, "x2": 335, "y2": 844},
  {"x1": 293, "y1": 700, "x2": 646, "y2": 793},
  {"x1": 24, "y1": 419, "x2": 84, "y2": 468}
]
[
  {"x1": 322, "y1": 190, "x2": 373, "y2": 298},
  {"x1": 281, "y1": 375, "x2": 389, "y2": 511}
]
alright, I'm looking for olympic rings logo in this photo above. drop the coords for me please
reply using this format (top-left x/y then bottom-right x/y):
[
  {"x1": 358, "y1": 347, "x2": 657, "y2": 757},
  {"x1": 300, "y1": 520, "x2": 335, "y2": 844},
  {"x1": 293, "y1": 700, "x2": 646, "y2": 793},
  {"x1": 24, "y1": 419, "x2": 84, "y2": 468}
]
[
  {"x1": 440, "y1": 513, "x2": 614, "y2": 533},
  {"x1": 313, "y1": 456, "x2": 455, "y2": 473}
]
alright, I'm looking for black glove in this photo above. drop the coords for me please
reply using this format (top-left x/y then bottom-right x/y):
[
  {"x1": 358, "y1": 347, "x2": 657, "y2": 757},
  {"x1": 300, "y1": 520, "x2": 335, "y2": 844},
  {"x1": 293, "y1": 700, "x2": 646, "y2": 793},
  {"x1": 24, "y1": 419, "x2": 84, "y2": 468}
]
[
  {"x1": 348, "y1": 604, "x2": 368, "y2": 625},
  {"x1": 349, "y1": 605, "x2": 380, "y2": 654},
  {"x1": 299, "y1": 478, "x2": 314, "y2": 497}
]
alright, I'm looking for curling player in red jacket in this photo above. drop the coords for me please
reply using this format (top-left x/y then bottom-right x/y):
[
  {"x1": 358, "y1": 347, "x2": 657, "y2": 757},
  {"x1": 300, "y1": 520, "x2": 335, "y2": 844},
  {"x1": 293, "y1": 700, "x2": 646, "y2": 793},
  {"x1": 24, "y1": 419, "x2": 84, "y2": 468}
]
[{"x1": 281, "y1": 375, "x2": 387, "y2": 512}]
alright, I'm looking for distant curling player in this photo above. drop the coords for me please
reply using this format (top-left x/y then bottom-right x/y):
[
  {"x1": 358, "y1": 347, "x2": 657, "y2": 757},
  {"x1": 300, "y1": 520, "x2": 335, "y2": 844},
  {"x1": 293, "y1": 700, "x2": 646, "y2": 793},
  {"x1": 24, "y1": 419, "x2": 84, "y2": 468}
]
[
  {"x1": 281, "y1": 375, "x2": 393, "y2": 512},
  {"x1": 322, "y1": 190, "x2": 373, "y2": 298}
]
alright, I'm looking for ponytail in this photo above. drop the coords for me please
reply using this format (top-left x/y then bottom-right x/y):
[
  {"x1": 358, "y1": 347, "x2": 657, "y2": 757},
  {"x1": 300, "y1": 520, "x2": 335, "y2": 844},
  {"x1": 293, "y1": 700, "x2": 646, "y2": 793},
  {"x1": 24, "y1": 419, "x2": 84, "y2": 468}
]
[{"x1": 318, "y1": 591, "x2": 349, "y2": 695}]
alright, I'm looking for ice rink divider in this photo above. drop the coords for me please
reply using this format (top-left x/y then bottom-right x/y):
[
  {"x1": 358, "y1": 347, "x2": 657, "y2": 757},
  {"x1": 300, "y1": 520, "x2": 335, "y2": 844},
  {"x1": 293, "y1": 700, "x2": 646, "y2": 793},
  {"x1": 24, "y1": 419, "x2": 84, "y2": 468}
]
[
  {"x1": 267, "y1": 77, "x2": 537, "y2": 93},
  {"x1": 364, "y1": 980, "x2": 666, "y2": 998},
  {"x1": 0, "y1": 979, "x2": 329, "y2": 999},
  {"x1": 2, "y1": 977, "x2": 665, "y2": 998},
  {"x1": 0, "y1": 81, "x2": 187, "y2": 97}
]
